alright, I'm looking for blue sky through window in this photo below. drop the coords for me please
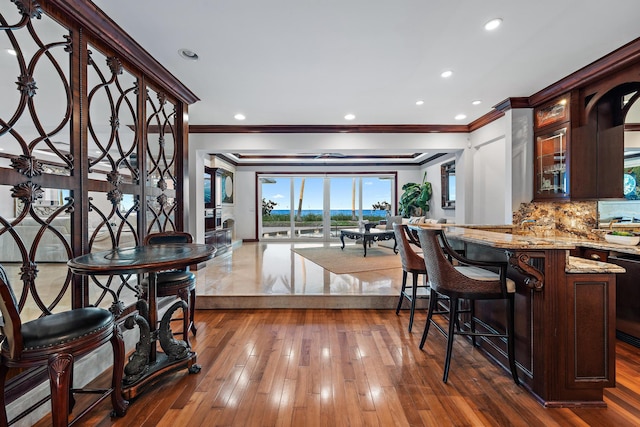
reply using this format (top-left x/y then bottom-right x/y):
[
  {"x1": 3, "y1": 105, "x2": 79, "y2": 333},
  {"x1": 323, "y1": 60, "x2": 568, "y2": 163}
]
[{"x1": 262, "y1": 176, "x2": 392, "y2": 211}]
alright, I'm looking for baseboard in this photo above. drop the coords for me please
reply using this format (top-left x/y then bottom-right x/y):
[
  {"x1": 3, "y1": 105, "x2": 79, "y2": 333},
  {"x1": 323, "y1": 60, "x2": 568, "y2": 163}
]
[{"x1": 196, "y1": 295, "x2": 430, "y2": 310}]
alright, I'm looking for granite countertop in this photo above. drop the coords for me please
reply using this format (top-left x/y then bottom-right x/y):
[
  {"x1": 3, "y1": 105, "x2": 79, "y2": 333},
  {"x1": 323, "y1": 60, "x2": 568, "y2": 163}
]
[
  {"x1": 565, "y1": 256, "x2": 626, "y2": 274},
  {"x1": 414, "y1": 223, "x2": 640, "y2": 255},
  {"x1": 435, "y1": 226, "x2": 577, "y2": 250},
  {"x1": 412, "y1": 224, "x2": 629, "y2": 274},
  {"x1": 550, "y1": 235, "x2": 640, "y2": 256}
]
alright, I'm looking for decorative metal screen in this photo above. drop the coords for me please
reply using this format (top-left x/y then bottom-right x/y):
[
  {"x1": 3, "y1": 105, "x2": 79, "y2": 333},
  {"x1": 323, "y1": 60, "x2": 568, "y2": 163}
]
[{"x1": 0, "y1": 1, "x2": 187, "y2": 320}]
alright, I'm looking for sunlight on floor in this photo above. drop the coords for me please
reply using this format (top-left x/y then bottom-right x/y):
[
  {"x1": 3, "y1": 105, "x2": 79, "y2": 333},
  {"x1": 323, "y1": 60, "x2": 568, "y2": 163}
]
[{"x1": 195, "y1": 242, "x2": 403, "y2": 297}]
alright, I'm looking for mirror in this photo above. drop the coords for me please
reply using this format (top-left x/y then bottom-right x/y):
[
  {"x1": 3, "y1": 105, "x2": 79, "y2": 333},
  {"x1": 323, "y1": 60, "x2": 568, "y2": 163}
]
[{"x1": 441, "y1": 160, "x2": 455, "y2": 209}]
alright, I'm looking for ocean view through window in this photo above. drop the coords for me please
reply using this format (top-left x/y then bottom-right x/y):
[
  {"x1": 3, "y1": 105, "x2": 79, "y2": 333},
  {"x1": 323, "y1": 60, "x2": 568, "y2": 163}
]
[{"x1": 259, "y1": 174, "x2": 395, "y2": 240}]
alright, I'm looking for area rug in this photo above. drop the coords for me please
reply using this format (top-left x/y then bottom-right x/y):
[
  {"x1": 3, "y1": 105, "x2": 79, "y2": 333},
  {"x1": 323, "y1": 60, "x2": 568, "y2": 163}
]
[{"x1": 291, "y1": 245, "x2": 401, "y2": 274}]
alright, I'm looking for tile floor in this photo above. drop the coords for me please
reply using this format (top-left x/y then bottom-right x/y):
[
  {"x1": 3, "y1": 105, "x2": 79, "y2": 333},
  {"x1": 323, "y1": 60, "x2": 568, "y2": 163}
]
[{"x1": 194, "y1": 242, "x2": 407, "y2": 309}]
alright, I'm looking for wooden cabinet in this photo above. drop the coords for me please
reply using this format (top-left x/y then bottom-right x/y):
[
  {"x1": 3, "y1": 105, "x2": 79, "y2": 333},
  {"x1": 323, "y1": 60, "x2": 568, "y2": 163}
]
[
  {"x1": 535, "y1": 126, "x2": 569, "y2": 199},
  {"x1": 564, "y1": 273, "x2": 616, "y2": 389},
  {"x1": 570, "y1": 247, "x2": 640, "y2": 348},
  {"x1": 571, "y1": 89, "x2": 624, "y2": 199},
  {"x1": 533, "y1": 92, "x2": 624, "y2": 200},
  {"x1": 534, "y1": 96, "x2": 571, "y2": 199}
]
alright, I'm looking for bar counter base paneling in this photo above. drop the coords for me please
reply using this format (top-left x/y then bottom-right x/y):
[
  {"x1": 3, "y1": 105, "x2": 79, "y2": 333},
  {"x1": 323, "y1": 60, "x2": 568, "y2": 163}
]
[{"x1": 422, "y1": 226, "x2": 621, "y2": 408}]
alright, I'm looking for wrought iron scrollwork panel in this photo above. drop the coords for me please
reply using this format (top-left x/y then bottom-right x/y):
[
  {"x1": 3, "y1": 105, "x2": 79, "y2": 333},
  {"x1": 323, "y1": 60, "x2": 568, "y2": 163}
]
[
  {"x1": 87, "y1": 190, "x2": 140, "y2": 312},
  {"x1": 0, "y1": 182, "x2": 74, "y2": 320},
  {"x1": 87, "y1": 45, "x2": 139, "y2": 184},
  {"x1": 146, "y1": 87, "x2": 177, "y2": 234},
  {"x1": 1, "y1": 2, "x2": 73, "y2": 175}
]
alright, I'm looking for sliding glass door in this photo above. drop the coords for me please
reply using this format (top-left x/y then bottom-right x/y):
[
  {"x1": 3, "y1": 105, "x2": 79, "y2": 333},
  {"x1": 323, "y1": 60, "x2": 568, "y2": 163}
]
[{"x1": 260, "y1": 174, "x2": 393, "y2": 241}]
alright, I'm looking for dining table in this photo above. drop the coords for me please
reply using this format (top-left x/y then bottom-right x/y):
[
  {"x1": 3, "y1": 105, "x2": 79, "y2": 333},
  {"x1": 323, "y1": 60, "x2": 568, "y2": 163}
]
[{"x1": 68, "y1": 242, "x2": 216, "y2": 399}]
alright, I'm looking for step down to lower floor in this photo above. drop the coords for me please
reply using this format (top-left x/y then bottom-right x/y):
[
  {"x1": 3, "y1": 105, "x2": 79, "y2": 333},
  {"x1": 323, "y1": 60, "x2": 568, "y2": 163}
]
[{"x1": 196, "y1": 295, "x2": 431, "y2": 310}]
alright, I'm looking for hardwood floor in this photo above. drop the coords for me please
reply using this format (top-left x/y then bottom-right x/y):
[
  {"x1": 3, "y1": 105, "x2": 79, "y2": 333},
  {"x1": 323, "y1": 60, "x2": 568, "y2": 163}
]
[{"x1": 37, "y1": 308, "x2": 640, "y2": 427}]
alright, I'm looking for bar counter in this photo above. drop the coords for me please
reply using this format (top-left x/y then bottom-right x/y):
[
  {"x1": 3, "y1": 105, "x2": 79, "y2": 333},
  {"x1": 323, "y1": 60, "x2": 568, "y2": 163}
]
[{"x1": 414, "y1": 225, "x2": 624, "y2": 407}]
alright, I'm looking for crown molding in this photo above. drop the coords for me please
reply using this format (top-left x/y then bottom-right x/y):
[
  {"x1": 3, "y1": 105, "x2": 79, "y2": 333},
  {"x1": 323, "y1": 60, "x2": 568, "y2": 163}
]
[
  {"x1": 189, "y1": 124, "x2": 469, "y2": 134},
  {"x1": 529, "y1": 37, "x2": 640, "y2": 107}
]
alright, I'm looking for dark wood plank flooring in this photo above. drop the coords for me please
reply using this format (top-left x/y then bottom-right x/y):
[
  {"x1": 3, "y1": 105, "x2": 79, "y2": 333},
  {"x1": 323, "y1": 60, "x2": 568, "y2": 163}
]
[{"x1": 35, "y1": 309, "x2": 640, "y2": 426}]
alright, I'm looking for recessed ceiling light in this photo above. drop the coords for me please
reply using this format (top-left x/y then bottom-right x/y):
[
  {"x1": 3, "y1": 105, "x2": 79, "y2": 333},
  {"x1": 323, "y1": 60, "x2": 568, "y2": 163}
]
[
  {"x1": 234, "y1": 113, "x2": 246, "y2": 121},
  {"x1": 454, "y1": 114, "x2": 467, "y2": 121},
  {"x1": 415, "y1": 100, "x2": 424, "y2": 106},
  {"x1": 344, "y1": 113, "x2": 355, "y2": 121},
  {"x1": 440, "y1": 70, "x2": 453, "y2": 78},
  {"x1": 178, "y1": 48, "x2": 199, "y2": 61},
  {"x1": 484, "y1": 18, "x2": 502, "y2": 31},
  {"x1": 5, "y1": 48, "x2": 16, "y2": 56},
  {"x1": 472, "y1": 100, "x2": 482, "y2": 106}
]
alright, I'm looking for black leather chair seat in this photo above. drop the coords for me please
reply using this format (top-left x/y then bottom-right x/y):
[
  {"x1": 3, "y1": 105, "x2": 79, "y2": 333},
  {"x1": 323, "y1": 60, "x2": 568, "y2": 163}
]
[
  {"x1": 14, "y1": 307, "x2": 113, "y2": 351},
  {"x1": 157, "y1": 270, "x2": 196, "y2": 289}
]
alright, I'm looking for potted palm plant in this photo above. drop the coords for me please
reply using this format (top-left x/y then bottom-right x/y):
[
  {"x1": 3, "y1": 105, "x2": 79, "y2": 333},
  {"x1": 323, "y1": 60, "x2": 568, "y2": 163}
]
[{"x1": 398, "y1": 172, "x2": 432, "y2": 217}]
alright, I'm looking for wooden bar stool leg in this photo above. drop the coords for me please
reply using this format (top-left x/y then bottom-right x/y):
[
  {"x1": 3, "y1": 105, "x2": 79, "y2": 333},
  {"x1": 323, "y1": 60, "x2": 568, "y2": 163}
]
[
  {"x1": 48, "y1": 353, "x2": 73, "y2": 427},
  {"x1": 443, "y1": 297, "x2": 458, "y2": 383},
  {"x1": 0, "y1": 364, "x2": 8, "y2": 426},
  {"x1": 507, "y1": 295, "x2": 520, "y2": 385},
  {"x1": 189, "y1": 288, "x2": 198, "y2": 336},
  {"x1": 408, "y1": 272, "x2": 419, "y2": 332},
  {"x1": 420, "y1": 290, "x2": 438, "y2": 349},
  {"x1": 110, "y1": 326, "x2": 129, "y2": 416},
  {"x1": 396, "y1": 271, "x2": 408, "y2": 315},
  {"x1": 177, "y1": 288, "x2": 190, "y2": 344}
]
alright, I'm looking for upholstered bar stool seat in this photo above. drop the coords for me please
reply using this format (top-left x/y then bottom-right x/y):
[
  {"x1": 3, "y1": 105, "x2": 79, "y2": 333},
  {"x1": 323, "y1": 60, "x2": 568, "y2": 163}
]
[
  {"x1": 15, "y1": 308, "x2": 114, "y2": 353},
  {"x1": 0, "y1": 265, "x2": 127, "y2": 427},
  {"x1": 454, "y1": 266, "x2": 516, "y2": 293},
  {"x1": 153, "y1": 271, "x2": 196, "y2": 296}
]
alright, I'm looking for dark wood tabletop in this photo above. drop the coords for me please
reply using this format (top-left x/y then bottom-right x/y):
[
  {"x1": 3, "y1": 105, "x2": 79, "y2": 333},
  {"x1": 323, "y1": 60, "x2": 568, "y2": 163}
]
[{"x1": 68, "y1": 243, "x2": 216, "y2": 276}]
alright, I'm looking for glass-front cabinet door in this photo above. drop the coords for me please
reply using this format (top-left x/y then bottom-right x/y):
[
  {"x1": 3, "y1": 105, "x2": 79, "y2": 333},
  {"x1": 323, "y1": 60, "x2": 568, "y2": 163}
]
[{"x1": 535, "y1": 126, "x2": 569, "y2": 198}]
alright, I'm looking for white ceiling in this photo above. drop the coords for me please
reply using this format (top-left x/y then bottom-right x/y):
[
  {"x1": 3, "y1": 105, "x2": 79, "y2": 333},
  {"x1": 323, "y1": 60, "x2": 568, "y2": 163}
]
[
  {"x1": 91, "y1": 0, "x2": 640, "y2": 126},
  {"x1": 90, "y1": 0, "x2": 640, "y2": 163}
]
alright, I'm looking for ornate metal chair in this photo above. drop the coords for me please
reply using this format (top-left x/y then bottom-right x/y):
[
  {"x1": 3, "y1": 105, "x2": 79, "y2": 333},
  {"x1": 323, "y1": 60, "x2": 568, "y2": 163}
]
[
  {"x1": 142, "y1": 231, "x2": 197, "y2": 341},
  {"x1": 416, "y1": 228, "x2": 519, "y2": 384},
  {"x1": 0, "y1": 264, "x2": 127, "y2": 426},
  {"x1": 393, "y1": 223, "x2": 429, "y2": 332}
]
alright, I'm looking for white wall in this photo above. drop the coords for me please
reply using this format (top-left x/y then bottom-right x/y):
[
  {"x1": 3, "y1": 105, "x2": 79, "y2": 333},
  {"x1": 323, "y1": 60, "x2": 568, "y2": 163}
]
[{"x1": 470, "y1": 116, "x2": 509, "y2": 224}]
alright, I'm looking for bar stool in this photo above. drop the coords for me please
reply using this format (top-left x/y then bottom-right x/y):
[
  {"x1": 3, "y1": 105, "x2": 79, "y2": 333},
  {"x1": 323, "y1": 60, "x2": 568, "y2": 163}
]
[
  {"x1": 416, "y1": 228, "x2": 519, "y2": 384},
  {"x1": 393, "y1": 223, "x2": 429, "y2": 332},
  {"x1": 0, "y1": 264, "x2": 128, "y2": 426},
  {"x1": 142, "y1": 231, "x2": 197, "y2": 342}
]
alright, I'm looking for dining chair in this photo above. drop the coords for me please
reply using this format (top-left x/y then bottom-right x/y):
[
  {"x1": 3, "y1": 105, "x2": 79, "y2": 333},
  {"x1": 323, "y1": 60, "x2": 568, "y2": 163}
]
[
  {"x1": 142, "y1": 231, "x2": 197, "y2": 341},
  {"x1": 416, "y1": 228, "x2": 519, "y2": 384},
  {"x1": 0, "y1": 264, "x2": 128, "y2": 426},
  {"x1": 393, "y1": 223, "x2": 429, "y2": 332}
]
